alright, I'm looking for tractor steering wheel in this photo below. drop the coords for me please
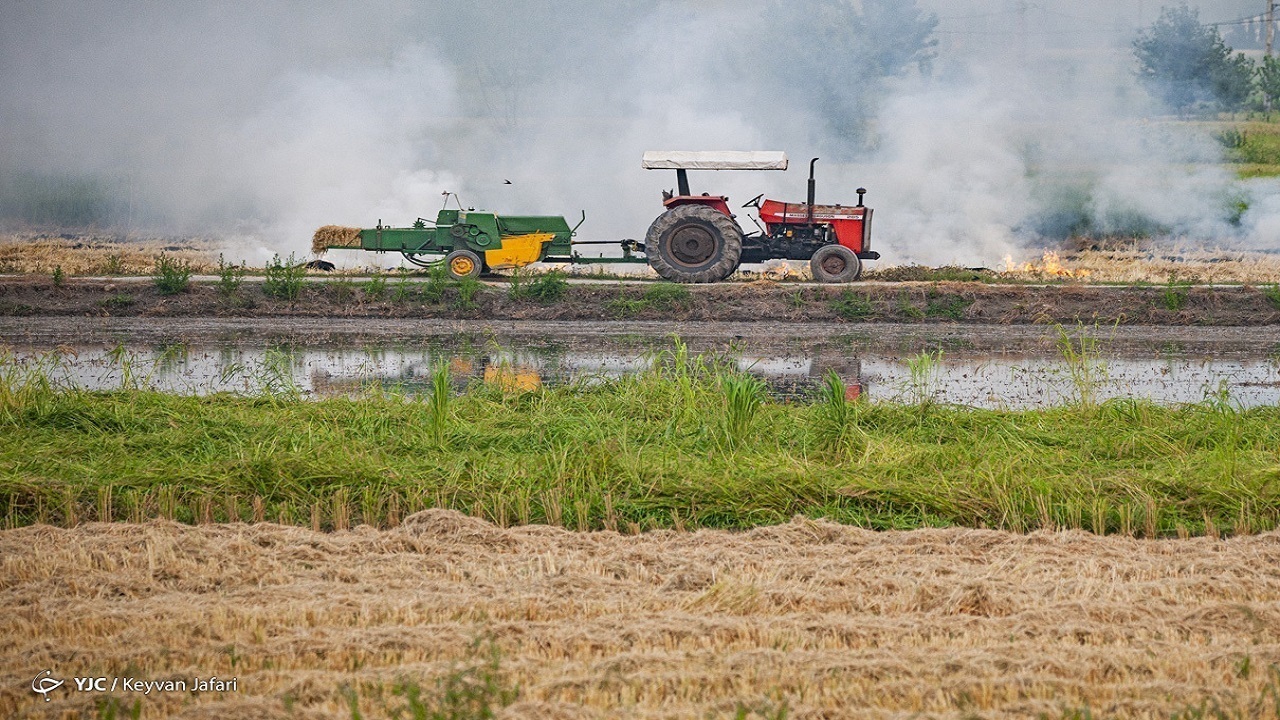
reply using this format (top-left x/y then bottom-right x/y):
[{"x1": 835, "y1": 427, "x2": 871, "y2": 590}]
[{"x1": 742, "y1": 193, "x2": 764, "y2": 209}]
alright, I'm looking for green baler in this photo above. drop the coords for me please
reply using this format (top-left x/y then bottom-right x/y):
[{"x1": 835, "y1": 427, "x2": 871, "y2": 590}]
[{"x1": 315, "y1": 208, "x2": 586, "y2": 279}]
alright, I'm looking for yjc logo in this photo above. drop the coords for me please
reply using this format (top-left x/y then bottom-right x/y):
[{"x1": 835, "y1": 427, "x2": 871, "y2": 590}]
[{"x1": 32, "y1": 669, "x2": 64, "y2": 702}]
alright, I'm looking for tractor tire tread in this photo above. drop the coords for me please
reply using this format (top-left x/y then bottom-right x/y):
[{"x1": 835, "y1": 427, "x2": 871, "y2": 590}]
[
  {"x1": 810, "y1": 244, "x2": 862, "y2": 283},
  {"x1": 644, "y1": 205, "x2": 743, "y2": 283}
]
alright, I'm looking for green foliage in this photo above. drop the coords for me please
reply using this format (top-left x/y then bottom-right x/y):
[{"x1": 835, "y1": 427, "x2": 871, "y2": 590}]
[
  {"x1": 216, "y1": 254, "x2": 244, "y2": 298},
  {"x1": 864, "y1": 265, "x2": 999, "y2": 282},
  {"x1": 643, "y1": 282, "x2": 690, "y2": 308},
  {"x1": 428, "y1": 362, "x2": 451, "y2": 445},
  {"x1": 327, "y1": 277, "x2": 357, "y2": 302},
  {"x1": 420, "y1": 265, "x2": 449, "y2": 304},
  {"x1": 509, "y1": 270, "x2": 567, "y2": 303},
  {"x1": 96, "y1": 696, "x2": 142, "y2": 720},
  {"x1": 1056, "y1": 327, "x2": 1108, "y2": 407},
  {"x1": 895, "y1": 292, "x2": 925, "y2": 319},
  {"x1": 814, "y1": 370, "x2": 865, "y2": 456},
  {"x1": 1162, "y1": 273, "x2": 1192, "y2": 311},
  {"x1": 453, "y1": 276, "x2": 483, "y2": 310},
  {"x1": 99, "y1": 293, "x2": 135, "y2": 311},
  {"x1": 364, "y1": 273, "x2": 387, "y2": 300},
  {"x1": 1215, "y1": 128, "x2": 1246, "y2": 150},
  {"x1": 386, "y1": 640, "x2": 516, "y2": 720},
  {"x1": 104, "y1": 254, "x2": 125, "y2": 276},
  {"x1": 905, "y1": 350, "x2": 942, "y2": 406},
  {"x1": 4, "y1": 344, "x2": 1280, "y2": 536},
  {"x1": 1260, "y1": 56, "x2": 1280, "y2": 111},
  {"x1": 1133, "y1": 5, "x2": 1254, "y2": 112},
  {"x1": 831, "y1": 290, "x2": 874, "y2": 320},
  {"x1": 51, "y1": 265, "x2": 65, "y2": 287},
  {"x1": 925, "y1": 293, "x2": 972, "y2": 320},
  {"x1": 720, "y1": 372, "x2": 766, "y2": 448},
  {"x1": 152, "y1": 254, "x2": 191, "y2": 295},
  {"x1": 1263, "y1": 284, "x2": 1280, "y2": 310},
  {"x1": 606, "y1": 283, "x2": 692, "y2": 317},
  {"x1": 263, "y1": 253, "x2": 304, "y2": 300}
]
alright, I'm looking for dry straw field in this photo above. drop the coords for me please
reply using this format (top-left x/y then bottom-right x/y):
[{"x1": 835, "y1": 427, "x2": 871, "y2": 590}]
[{"x1": 3, "y1": 511, "x2": 1279, "y2": 719}]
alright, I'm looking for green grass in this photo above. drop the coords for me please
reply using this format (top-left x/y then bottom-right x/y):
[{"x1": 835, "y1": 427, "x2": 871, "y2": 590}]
[
  {"x1": 2, "y1": 346, "x2": 1278, "y2": 537},
  {"x1": 831, "y1": 289, "x2": 874, "y2": 320},
  {"x1": 606, "y1": 283, "x2": 691, "y2": 317},
  {"x1": 507, "y1": 270, "x2": 567, "y2": 303}
]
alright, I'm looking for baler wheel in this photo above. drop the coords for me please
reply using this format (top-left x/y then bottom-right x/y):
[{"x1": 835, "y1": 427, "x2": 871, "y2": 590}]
[
  {"x1": 644, "y1": 204, "x2": 742, "y2": 283},
  {"x1": 810, "y1": 244, "x2": 862, "y2": 283},
  {"x1": 445, "y1": 249, "x2": 483, "y2": 280}
]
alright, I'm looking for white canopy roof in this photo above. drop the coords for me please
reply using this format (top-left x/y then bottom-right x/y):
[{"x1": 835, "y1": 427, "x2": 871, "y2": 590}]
[{"x1": 642, "y1": 151, "x2": 788, "y2": 171}]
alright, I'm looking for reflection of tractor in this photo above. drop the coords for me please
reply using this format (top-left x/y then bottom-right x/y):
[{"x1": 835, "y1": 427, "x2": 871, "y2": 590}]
[
  {"x1": 641, "y1": 151, "x2": 877, "y2": 283},
  {"x1": 313, "y1": 150, "x2": 878, "y2": 282}
]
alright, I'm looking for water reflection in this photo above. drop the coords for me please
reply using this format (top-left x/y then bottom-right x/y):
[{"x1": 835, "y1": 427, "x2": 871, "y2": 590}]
[{"x1": 6, "y1": 342, "x2": 1279, "y2": 409}]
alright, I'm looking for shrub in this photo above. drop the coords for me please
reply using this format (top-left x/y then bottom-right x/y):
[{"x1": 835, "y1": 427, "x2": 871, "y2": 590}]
[
  {"x1": 152, "y1": 254, "x2": 191, "y2": 295},
  {"x1": 216, "y1": 254, "x2": 244, "y2": 297},
  {"x1": 263, "y1": 253, "x2": 304, "y2": 300}
]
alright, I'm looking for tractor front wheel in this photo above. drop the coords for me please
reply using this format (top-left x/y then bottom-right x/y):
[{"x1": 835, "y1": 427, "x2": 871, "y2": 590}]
[
  {"x1": 644, "y1": 204, "x2": 742, "y2": 283},
  {"x1": 445, "y1": 249, "x2": 483, "y2": 280},
  {"x1": 809, "y1": 244, "x2": 862, "y2": 283}
]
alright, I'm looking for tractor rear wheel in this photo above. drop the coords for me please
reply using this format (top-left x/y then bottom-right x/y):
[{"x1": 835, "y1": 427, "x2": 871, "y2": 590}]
[
  {"x1": 644, "y1": 204, "x2": 742, "y2": 283},
  {"x1": 810, "y1": 244, "x2": 862, "y2": 283},
  {"x1": 445, "y1": 249, "x2": 483, "y2": 280}
]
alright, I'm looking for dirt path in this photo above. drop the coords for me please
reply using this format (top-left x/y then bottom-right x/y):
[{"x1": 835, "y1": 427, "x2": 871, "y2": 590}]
[
  {"x1": 3, "y1": 514, "x2": 1279, "y2": 719},
  {"x1": 2, "y1": 276, "x2": 1280, "y2": 326}
]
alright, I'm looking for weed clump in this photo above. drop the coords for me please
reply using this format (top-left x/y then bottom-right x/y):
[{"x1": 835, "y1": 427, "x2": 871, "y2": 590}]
[
  {"x1": 263, "y1": 253, "x2": 305, "y2": 300},
  {"x1": 1262, "y1": 283, "x2": 1280, "y2": 310},
  {"x1": 832, "y1": 290, "x2": 874, "y2": 320},
  {"x1": 607, "y1": 282, "x2": 691, "y2": 317},
  {"x1": 509, "y1": 270, "x2": 567, "y2": 303},
  {"x1": 216, "y1": 254, "x2": 244, "y2": 298},
  {"x1": 1162, "y1": 273, "x2": 1192, "y2": 311},
  {"x1": 454, "y1": 275, "x2": 483, "y2": 310},
  {"x1": 364, "y1": 273, "x2": 386, "y2": 300},
  {"x1": 152, "y1": 253, "x2": 192, "y2": 295}
]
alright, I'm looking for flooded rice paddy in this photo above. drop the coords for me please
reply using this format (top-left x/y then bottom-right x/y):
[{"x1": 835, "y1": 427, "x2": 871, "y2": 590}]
[{"x1": 2, "y1": 318, "x2": 1278, "y2": 408}]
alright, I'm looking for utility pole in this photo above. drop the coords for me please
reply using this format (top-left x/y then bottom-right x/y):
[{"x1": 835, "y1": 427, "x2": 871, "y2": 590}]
[{"x1": 1268, "y1": 0, "x2": 1276, "y2": 57}]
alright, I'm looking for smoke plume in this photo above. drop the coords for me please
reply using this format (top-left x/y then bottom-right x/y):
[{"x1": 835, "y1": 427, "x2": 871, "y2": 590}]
[{"x1": 0, "y1": 0, "x2": 1273, "y2": 267}]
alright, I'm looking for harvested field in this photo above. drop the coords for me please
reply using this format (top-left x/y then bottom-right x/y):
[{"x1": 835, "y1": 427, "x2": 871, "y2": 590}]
[
  {"x1": 2, "y1": 514, "x2": 1279, "y2": 719},
  {"x1": 0, "y1": 234, "x2": 219, "y2": 276}
]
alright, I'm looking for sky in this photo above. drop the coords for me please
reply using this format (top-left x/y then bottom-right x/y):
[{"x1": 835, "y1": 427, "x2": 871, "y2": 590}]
[{"x1": 0, "y1": 0, "x2": 1274, "y2": 266}]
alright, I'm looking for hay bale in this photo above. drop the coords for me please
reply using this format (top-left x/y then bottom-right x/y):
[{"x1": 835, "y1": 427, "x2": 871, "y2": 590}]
[{"x1": 311, "y1": 226, "x2": 362, "y2": 255}]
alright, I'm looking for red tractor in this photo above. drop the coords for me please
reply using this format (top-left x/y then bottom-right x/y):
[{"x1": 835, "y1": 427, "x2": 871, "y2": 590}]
[{"x1": 641, "y1": 151, "x2": 877, "y2": 283}]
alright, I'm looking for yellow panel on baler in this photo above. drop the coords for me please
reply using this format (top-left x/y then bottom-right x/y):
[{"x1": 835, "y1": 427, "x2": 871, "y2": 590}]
[{"x1": 485, "y1": 232, "x2": 553, "y2": 270}]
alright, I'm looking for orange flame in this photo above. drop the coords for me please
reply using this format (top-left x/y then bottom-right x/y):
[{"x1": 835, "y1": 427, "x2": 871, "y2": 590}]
[{"x1": 1002, "y1": 251, "x2": 1090, "y2": 278}]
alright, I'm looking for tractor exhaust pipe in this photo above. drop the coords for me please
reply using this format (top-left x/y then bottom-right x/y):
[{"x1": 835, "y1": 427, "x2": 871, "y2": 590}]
[{"x1": 807, "y1": 157, "x2": 818, "y2": 225}]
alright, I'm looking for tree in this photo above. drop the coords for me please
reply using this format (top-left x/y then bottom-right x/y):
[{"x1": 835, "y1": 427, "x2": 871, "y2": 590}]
[
  {"x1": 1133, "y1": 5, "x2": 1255, "y2": 113},
  {"x1": 1258, "y1": 56, "x2": 1280, "y2": 111}
]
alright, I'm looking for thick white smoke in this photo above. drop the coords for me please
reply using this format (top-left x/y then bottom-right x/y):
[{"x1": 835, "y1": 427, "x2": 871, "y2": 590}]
[{"x1": 0, "y1": 0, "x2": 1274, "y2": 268}]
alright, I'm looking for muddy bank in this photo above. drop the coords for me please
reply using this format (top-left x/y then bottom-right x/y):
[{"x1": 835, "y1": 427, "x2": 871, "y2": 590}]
[
  {"x1": 1, "y1": 276, "x2": 1279, "y2": 326},
  {"x1": 3, "y1": 515, "x2": 1279, "y2": 719}
]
